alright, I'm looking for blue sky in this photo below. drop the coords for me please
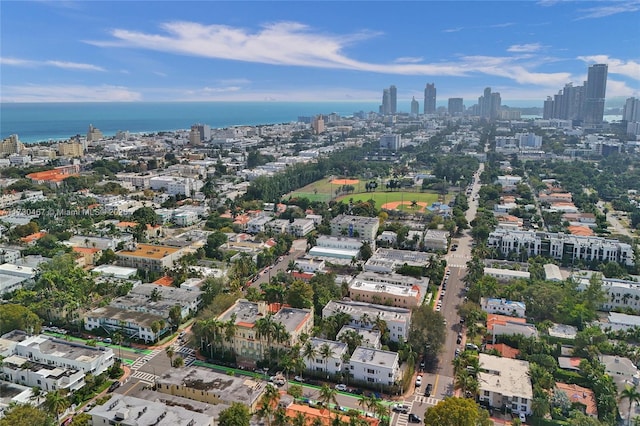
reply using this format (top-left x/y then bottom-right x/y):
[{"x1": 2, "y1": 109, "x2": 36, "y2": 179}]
[{"x1": 1, "y1": 1, "x2": 639, "y2": 106}]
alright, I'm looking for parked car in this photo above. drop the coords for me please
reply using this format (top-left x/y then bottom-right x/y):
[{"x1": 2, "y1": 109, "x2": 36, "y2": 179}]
[
  {"x1": 107, "y1": 381, "x2": 121, "y2": 393},
  {"x1": 415, "y1": 375, "x2": 422, "y2": 387},
  {"x1": 519, "y1": 413, "x2": 526, "y2": 423},
  {"x1": 465, "y1": 343, "x2": 479, "y2": 351},
  {"x1": 335, "y1": 384, "x2": 347, "y2": 391},
  {"x1": 408, "y1": 414, "x2": 422, "y2": 423},
  {"x1": 294, "y1": 376, "x2": 305, "y2": 382}
]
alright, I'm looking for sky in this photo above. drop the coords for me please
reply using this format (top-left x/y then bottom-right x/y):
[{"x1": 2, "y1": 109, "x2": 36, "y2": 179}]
[{"x1": 1, "y1": 1, "x2": 639, "y2": 106}]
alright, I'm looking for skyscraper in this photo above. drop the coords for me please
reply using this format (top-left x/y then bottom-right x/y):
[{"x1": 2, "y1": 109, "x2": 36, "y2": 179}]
[
  {"x1": 623, "y1": 97, "x2": 640, "y2": 122},
  {"x1": 448, "y1": 98, "x2": 464, "y2": 115},
  {"x1": 478, "y1": 88, "x2": 501, "y2": 120},
  {"x1": 583, "y1": 63, "x2": 608, "y2": 125},
  {"x1": 424, "y1": 83, "x2": 436, "y2": 114},
  {"x1": 411, "y1": 97, "x2": 420, "y2": 115},
  {"x1": 389, "y1": 85, "x2": 397, "y2": 114},
  {"x1": 381, "y1": 89, "x2": 391, "y2": 115}
]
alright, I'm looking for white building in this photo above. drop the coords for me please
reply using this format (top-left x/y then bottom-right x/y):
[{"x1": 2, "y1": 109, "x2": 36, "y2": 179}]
[
  {"x1": 89, "y1": 394, "x2": 215, "y2": 426},
  {"x1": 322, "y1": 300, "x2": 411, "y2": 342},
  {"x1": 481, "y1": 298, "x2": 526, "y2": 318},
  {"x1": 288, "y1": 218, "x2": 315, "y2": 237},
  {"x1": 1, "y1": 355, "x2": 85, "y2": 392},
  {"x1": 483, "y1": 267, "x2": 530, "y2": 282},
  {"x1": 348, "y1": 280, "x2": 422, "y2": 309},
  {"x1": 478, "y1": 354, "x2": 532, "y2": 417},
  {"x1": 487, "y1": 229, "x2": 634, "y2": 266},
  {"x1": 293, "y1": 257, "x2": 326, "y2": 273},
  {"x1": 574, "y1": 272, "x2": 640, "y2": 312},
  {"x1": 330, "y1": 215, "x2": 380, "y2": 245},
  {"x1": 348, "y1": 346, "x2": 400, "y2": 387},
  {"x1": 0, "y1": 331, "x2": 114, "y2": 376},
  {"x1": 247, "y1": 216, "x2": 273, "y2": 234},
  {"x1": 303, "y1": 338, "x2": 348, "y2": 377},
  {"x1": 423, "y1": 230, "x2": 449, "y2": 251}
]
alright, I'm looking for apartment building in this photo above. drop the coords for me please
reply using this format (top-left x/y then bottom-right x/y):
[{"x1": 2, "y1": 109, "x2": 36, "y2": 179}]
[
  {"x1": 349, "y1": 280, "x2": 422, "y2": 309},
  {"x1": 348, "y1": 346, "x2": 400, "y2": 387},
  {"x1": 330, "y1": 215, "x2": 380, "y2": 244},
  {"x1": 116, "y1": 243, "x2": 186, "y2": 272},
  {"x1": 322, "y1": 300, "x2": 410, "y2": 342},
  {"x1": 217, "y1": 299, "x2": 313, "y2": 368},
  {"x1": 303, "y1": 338, "x2": 348, "y2": 376},
  {"x1": 1, "y1": 355, "x2": 85, "y2": 392},
  {"x1": 0, "y1": 331, "x2": 114, "y2": 376},
  {"x1": 574, "y1": 272, "x2": 640, "y2": 312},
  {"x1": 478, "y1": 354, "x2": 532, "y2": 417},
  {"x1": 487, "y1": 229, "x2": 634, "y2": 266}
]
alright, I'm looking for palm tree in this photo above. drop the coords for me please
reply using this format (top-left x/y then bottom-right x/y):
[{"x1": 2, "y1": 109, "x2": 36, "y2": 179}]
[
  {"x1": 256, "y1": 314, "x2": 277, "y2": 364},
  {"x1": 44, "y1": 389, "x2": 70, "y2": 421},
  {"x1": 531, "y1": 395, "x2": 550, "y2": 421},
  {"x1": 369, "y1": 397, "x2": 388, "y2": 421},
  {"x1": 258, "y1": 384, "x2": 281, "y2": 426},
  {"x1": 165, "y1": 346, "x2": 175, "y2": 365},
  {"x1": 292, "y1": 413, "x2": 306, "y2": 426},
  {"x1": 621, "y1": 385, "x2": 640, "y2": 425},
  {"x1": 318, "y1": 384, "x2": 339, "y2": 414},
  {"x1": 318, "y1": 343, "x2": 335, "y2": 378},
  {"x1": 302, "y1": 340, "x2": 317, "y2": 373}
]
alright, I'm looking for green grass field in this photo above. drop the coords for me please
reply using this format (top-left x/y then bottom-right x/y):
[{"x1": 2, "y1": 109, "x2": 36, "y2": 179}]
[
  {"x1": 287, "y1": 177, "x2": 364, "y2": 202},
  {"x1": 337, "y1": 191, "x2": 442, "y2": 211}
]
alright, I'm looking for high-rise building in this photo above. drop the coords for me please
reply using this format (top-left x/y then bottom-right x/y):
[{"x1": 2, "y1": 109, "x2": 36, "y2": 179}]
[
  {"x1": 448, "y1": 98, "x2": 464, "y2": 115},
  {"x1": 410, "y1": 97, "x2": 420, "y2": 115},
  {"x1": 390, "y1": 85, "x2": 397, "y2": 114},
  {"x1": 584, "y1": 64, "x2": 608, "y2": 125},
  {"x1": 381, "y1": 88, "x2": 391, "y2": 115},
  {"x1": 478, "y1": 88, "x2": 501, "y2": 120},
  {"x1": 623, "y1": 97, "x2": 640, "y2": 122},
  {"x1": 312, "y1": 115, "x2": 325, "y2": 134},
  {"x1": 424, "y1": 83, "x2": 436, "y2": 114},
  {"x1": 0, "y1": 134, "x2": 25, "y2": 156},
  {"x1": 543, "y1": 97, "x2": 554, "y2": 119},
  {"x1": 86, "y1": 124, "x2": 103, "y2": 142}
]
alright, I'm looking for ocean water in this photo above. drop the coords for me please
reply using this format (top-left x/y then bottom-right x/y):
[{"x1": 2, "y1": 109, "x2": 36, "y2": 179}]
[{"x1": 0, "y1": 101, "x2": 380, "y2": 143}]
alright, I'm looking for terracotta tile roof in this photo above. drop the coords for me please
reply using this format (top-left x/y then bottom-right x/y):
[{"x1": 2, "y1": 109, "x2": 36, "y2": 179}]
[
  {"x1": 485, "y1": 343, "x2": 520, "y2": 359},
  {"x1": 286, "y1": 402, "x2": 379, "y2": 426},
  {"x1": 152, "y1": 276, "x2": 174, "y2": 287},
  {"x1": 556, "y1": 382, "x2": 597, "y2": 416},
  {"x1": 20, "y1": 231, "x2": 47, "y2": 243},
  {"x1": 568, "y1": 226, "x2": 594, "y2": 236},
  {"x1": 486, "y1": 314, "x2": 526, "y2": 331},
  {"x1": 72, "y1": 247, "x2": 101, "y2": 254}
]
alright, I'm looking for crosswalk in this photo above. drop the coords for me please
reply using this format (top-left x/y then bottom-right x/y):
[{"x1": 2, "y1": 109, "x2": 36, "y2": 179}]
[
  {"x1": 391, "y1": 396, "x2": 441, "y2": 426},
  {"x1": 131, "y1": 370, "x2": 158, "y2": 384},
  {"x1": 130, "y1": 348, "x2": 162, "y2": 370},
  {"x1": 174, "y1": 345, "x2": 197, "y2": 366},
  {"x1": 414, "y1": 395, "x2": 440, "y2": 405},
  {"x1": 447, "y1": 263, "x2": 467, "y2": 269}
]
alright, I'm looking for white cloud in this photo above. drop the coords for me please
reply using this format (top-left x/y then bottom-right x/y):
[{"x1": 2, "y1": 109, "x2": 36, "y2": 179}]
[
  {"x1": 44, "y1": 60, "x2": 105, "y2": 71},
  {"x1": 1, "y1": 56, "x2": 105, "y2": 71},
  {"x1": 577, "y1": 55, "x2": 640, "y2": 80},
  {"x1": 604, "y1": 78, "x2": 640, "y2": 97},
  {"x1": 507, "y1": 43, "x2": 543, "y2": 53},
  {"x1": 88, "y1": 20, "x2": 575, "y2": 87},
  {"x1": 393, "y1": 57, "x2": 424, "y2": 64},
  {"x1": 443, "y1": 27, "x2": 463, "y2": 33},
  {"x1": 1, "y1": 84, "x2": 142, "y2": 102},
  {"x1": 576, "y1": 0, "x2": 640, "y2": 19}
]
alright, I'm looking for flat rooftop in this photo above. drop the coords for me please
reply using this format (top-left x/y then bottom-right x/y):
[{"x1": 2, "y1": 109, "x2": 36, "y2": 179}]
[
  {"x1": 117, "y1": 243, "x2": 180, "y2": 259},
  {"x1": 87, "y1": 305, "x2": 164, "y2": 329},
  {"x1": 272, "y1": 306, "x2": 312, "y2": 334},
  {"x1": 4, "y1": 331, "x2": 113, "y2": 365},
  {"x1": 323, "y1": 300, "x2": 411, "y2": 322},
  {"x1": 157, "y1": 366, "x2": 265, "y2": 406},
  {"x1": 478, "y1": 354, "x2": 533, "y2": 400},
  {"x1": 350, "y1": 346, "x2": 398, "y2": 367},
  {"x1": 89, "y1": 394, "x2": 214, "y2": 426},
  {"x1": 350, "y1": 280, "x2": 420, "y2": 299}
]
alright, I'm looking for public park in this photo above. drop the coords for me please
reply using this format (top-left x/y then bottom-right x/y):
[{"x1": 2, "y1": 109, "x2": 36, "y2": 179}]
[{"x1": 287, "y1": 175, "x2": 447, "y2": 211}]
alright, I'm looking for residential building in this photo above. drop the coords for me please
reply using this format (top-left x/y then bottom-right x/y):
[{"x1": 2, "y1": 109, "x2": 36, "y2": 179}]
[
  {"x1": 598, "y1": 355, "x2": 640, "y2": 389},
  {"x1": 574, "y1": 272, "x2": 640, "y2": 312},
  {"x1": 584, "y1": 64, "x2": 608, "y2": 125},
  {"x1": 555, "y1": 383, "x2": 597, "y2": 418},
  {"x1": 602, "y1": 312, "x2": 640, "y2": 332},
  {"x1": 481, "y1": 298, "x2": 526, "y2": 317},
  {"x1": 448, "y1": 98, "x2": 464, "y2": 115},
  {"x1": 25, "y1": 164, "x2": 80, "y2": 187},
  {"x1": 487, "y1": 229, "x2": 634, "y2": 266},
  {"x1": 87, "y1": 124, "x2": 103, "y2": 142},
  {"x1": 424, "y1": 83, "x2": 436, "y2": 114},
  {"x1": 217, "y1": 299, "x2": 313, "y2": 368},
  {"x1": 544, "y1": 264, "x2": 563, "y2": 282},
  {"x1": 348, "y1": 346, "x2": 400, "y2": 387},
  {"x1": 0, "y1": 134, "x2": 25, "y2": 156},
  {"x1": 623, "y1": 97, "x2": 640, "y2": 122},
  {"x1": 293, "y1": 257, "x2": 326, "y2": 273},
  {"x1": 89, "y1": 394, "x2": 216, "y2": 426},
  {"x1": 288, "y1": 218, "x2": 315, "y2": 237},
  {"x1": 483, "y1": 268, "x2": 530, "y2": 282},
  {"x1": 57, "y1": 141, "x2": 84, "y2": 157},
  {"x1": 478, "y1": 354, "x2": 532, "y2": 416},
  {"x1": 309, "y1": 236, "x2": 361, "y2": 260},
  {"x1": 423, "y1": 229, "x2": 449, "y2": 251},
  {"x1": 379, "y1": 134, "x2": 402, "y2": 151},
  {"x1": 478, "y1": 87, "x2": 501, "y2": 120},
  {"x1": 0, "y1": 330, "x2": 114, "y2": 376},
  {"x1": 337, "y1": 326, "x2": 381, "y2": 349},
  {"x1": 116, "y1": 243, "x2": 186, "y2": 272},
  {"x1": 491, "y1": 321, "x2": 538, "y2": 343},
  {"x1": 330, "y1": 215, "x2": 379, "y2": 244},
  {"x1": 348, "y1": 280, "x2": 422, "y2": 309},
  {"x1": 1, "y1": 355, "x2": 85, "y2": 392},
  {"x1": 322, "y1": 300, "x2": 410, "y2": 342},
  {"x1": 303, "y1": 338, "x2": 348, "y2": 376},
  {"x1": 84, "y1": 306, "x2": 168, "y2": 343},
  {"x1": 410, "y1": 97, "x2": 419, "y2": 116}
]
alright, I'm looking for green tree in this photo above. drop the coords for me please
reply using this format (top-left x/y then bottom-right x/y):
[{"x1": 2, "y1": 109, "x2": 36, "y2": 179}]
[
  {"x1": 0, "y1": 404, "x2": 54, "y2": 426},
  {"x1": 423, "y1": 397, "x2": 492, "y2": 426},
  {"x1": 218, "y1": 402, "x2": 251, "y2": 426},
  {"x1": 131, "y1": 206, "x2": 158, "y2": 226},
  {"x1": 408, "y1": 304, "x2": 446, "y2": 367},
  {"x1": 621, "y1": 385, "x2": 640, "y2": 426},
  {"x1": 166, "y1": 346, "x2": 175, "y2": 365},
  {"x1": 0, "y1": 304, "x2": 42, "y2": 335},
  {"x1": 44, "y1": 389, "x2": 70, "y2": 421},
  {"x1": 286, "y1": 280, "x2": 314, "y2": 309},
  {"x1": 169, "y1": 305, "x2": 182, "y2": 329}
]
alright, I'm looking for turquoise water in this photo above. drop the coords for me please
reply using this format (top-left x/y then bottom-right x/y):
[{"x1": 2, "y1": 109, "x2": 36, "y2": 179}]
[{"x1": 1, "y1": 101, "x2": 380, "y2": 143}]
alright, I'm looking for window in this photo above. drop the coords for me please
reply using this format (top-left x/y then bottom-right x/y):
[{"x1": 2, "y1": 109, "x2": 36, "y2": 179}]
[
  {"x1": 484, "y1": 391, "x2": 490, "y2": 396},
  {"x1": 367, "y1": 368, "x2": 375, "y2": 374},
  {"x1": 316, "y1": 359, "x2": 322, "y2": 364},
  {"x1": 367, "y1": 377, "x2": 375, "y2": 383}
]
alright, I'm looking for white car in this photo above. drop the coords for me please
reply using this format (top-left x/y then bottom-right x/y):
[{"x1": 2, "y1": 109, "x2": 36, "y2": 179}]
[
  {"x1": 335, "y1": 384, "x2": 347, "y2": 391},
  {"x1": 415, "y1": 375, "x2": 422, "y2": 387},
  {"x1": 519, "y1": 413, "x2": 526, "y2": 423}
]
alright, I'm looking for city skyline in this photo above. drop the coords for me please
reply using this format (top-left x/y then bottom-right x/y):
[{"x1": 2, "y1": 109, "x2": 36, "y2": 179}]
[{"x1": 1, "y1": 1, "x2": 639, "y2": 104}]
